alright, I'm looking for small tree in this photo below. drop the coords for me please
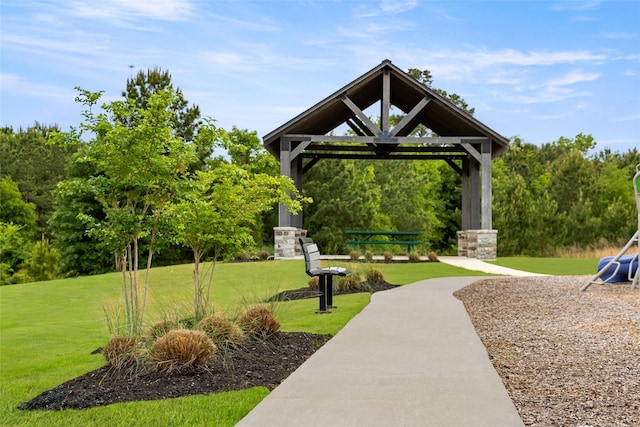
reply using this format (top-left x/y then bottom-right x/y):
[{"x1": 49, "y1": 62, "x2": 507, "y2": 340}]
[
  {"x1": 169, "y1": 164, "x2": 308, "y2": 320},
  {"x1": 54, "y1": 88, "x2": 206, "y2": 335},
  {"x1": 24, "y1": 237, "x2": 61, "y2": 282}
]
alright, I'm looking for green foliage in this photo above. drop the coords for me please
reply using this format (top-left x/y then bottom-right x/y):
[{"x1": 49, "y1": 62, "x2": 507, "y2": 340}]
[
  {"x1": 23, "y1": 236, "x2": 61, "y2": 282},
  {"x1": 493, "y1": 136, "x2": 638, "y2": 256},
  {"x1": 0, "y1": 124, "x2": 79, "y2": 236},
  {"x1": 304, "y1": 159, "x2": 383, "y2": 252},
  {"x1": 122, "y1": 67, "x2": 208, "y2": 168},
  {"x1": 48, "y1": 159, "x2": 113, "y2": 275},
  {"x1": 55, "y1": 87, "x2": 205, "y2": 335},
  {"x1": 168, "y1": 164, "x2": 308, "y2": 320},
  {"x1": 0, "y1": 176, "x2": 36, "y2": 286},
  {"x1": 303, "y1": 158, "x2": 456, "y2": 254},
  {"x1": 0, "y1": 176, "x2": 37, "y2": 238},
  {"x1": 219, "y1": 126, "x2": 279, "y2": 175},
  {"x1": 0, "y1": 222, "x2": 33, "y2": 285}
]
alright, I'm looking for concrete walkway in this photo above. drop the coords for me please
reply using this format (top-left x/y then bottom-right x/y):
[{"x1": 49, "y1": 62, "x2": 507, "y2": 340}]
[
  {"x1": 237, "y1": 259, "x2": 538, "y2": 426},
  {"x1": 438, "y1": 256, "x2": 548, "y2": 277}
]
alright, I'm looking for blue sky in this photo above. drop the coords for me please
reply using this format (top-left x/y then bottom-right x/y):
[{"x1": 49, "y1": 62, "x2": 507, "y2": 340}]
[{"x1": 1, "y1": 0, "x2": 639, "y2": 152}]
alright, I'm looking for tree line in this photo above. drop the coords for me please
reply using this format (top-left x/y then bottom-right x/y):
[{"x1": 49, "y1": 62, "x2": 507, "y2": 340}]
[{"x1": 1, "y1": 67, "x2": 639, "y2": 287}]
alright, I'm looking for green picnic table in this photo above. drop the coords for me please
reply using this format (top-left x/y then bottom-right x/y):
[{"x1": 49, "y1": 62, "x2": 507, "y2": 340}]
[{"x1": 345, "y1": 230, "x2": 423, "y2": 253}]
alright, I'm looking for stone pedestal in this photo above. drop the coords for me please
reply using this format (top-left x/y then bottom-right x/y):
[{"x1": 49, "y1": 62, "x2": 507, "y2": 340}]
[
  {"x1": 274, "y1": 227, "x2": 307, "y2": 259},
  {"x1": 457, "y1": 229, "x2": 497, "y2": 260}
]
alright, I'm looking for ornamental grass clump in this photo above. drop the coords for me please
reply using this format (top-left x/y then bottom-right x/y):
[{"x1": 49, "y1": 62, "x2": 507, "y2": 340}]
[
  {"x1": 383, "y1": 251, "x2": 393, "y2": 263},
  {"x1": 234, "y1": 252, "x2": 249, "y2": 262},
  {"x1": 308, "y1": 276, "x2": 319, "y2": 291},
  {"x1": 237, "y1": 306, "x2": 280, "y2": 337},
  {"x1": 338, "y1": 276, "x2": 360, "y2": 291},
  {"x1": 151, "y1": 329, "x2": 216, "y2": 373},
  {"x1": 148, "y1": 320, "x2": 180, "y2": 340},
  {"x1": 198, "y1": 315, "x2": 244, "y2": 346},
  {"x1": 103, "y1": 336, "x2": 145, "y2": 369},
  {"x1": 349, "y1": 250, "x2": 360, "y2": 261},
  {"x1": 365, "y1": 267, "x2": 385, "y2": 285},
  {"x1": 364, "y1": 250, "x2": 374, "y2": 262},
  {"x1": 428, "y1": 251, "x2": 439, "y2": 262},
  {"x1": 409, "y1": 251, "x2": 421, "y2": 262}
]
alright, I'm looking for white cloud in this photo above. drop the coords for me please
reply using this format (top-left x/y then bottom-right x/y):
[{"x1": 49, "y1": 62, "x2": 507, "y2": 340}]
[
  {"x1": 551, "y1": 1, "x2": 602, "y2": 12},
  {"x1": 69, "y1": 0, "x2": 194, "y2": 21},
  {"x1": 599, "y1": 31, "x2": 637, "y2": 40},
  {"x1": 353, "y1": 0, "x2": 417, "y2": 18},
  {"x1": 1, "y1": 31, "x2": 111, "y2": 55},
  {"x1": 613, "y1": 114, "x2": 640, "y2": 122},
  {"x1": 544, "y1": 70, "x2": 600, "y2": 87},
  {"x1": 380, "y1": 0, "x2": 418, "y2": 15},
  {"x1": 0, "y1": 73, "x2": 71, "y2": 100}
]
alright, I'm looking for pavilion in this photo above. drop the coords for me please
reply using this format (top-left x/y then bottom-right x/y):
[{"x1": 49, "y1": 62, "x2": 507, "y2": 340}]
[{"x1": 263, "y1": 60, "x2": 509, "y2": 259}]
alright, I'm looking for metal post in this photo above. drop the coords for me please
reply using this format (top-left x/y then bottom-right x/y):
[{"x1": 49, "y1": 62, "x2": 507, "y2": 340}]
[
  {"x1": 326, "y1": 276, "x2": 336, "y2": 309},
  {"x1": 316, "y1": 276, "x2": 331, "y2": 313}
]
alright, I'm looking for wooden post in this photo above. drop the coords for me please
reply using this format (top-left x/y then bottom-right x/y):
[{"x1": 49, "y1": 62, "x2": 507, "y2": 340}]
[
  {"x1": 278, "y1": 138, "x2": 292, "y2": 227},
  {"x1": 481, "y1": 140, "x2": 492, "y2": 230}
]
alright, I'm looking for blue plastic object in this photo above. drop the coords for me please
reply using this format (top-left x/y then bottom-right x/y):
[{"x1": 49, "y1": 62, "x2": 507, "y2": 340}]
[{"x1": 597, "y1": 254, "x2": 639, "y2": 283}]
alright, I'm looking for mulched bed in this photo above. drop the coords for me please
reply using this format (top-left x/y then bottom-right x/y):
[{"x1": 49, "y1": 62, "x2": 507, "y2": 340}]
[
  {"x1": 455, "y1": 275, "x2": 640, "y2": 426},
  {"x1": 20, "y1": 282, "x2": 397, "y2": 411},
  {"x1": 20, "y1": 332, "x2": 331, "y2": 411},
  {"x1": 267, "y1": 280, "x2": 399, "y2": 302}
]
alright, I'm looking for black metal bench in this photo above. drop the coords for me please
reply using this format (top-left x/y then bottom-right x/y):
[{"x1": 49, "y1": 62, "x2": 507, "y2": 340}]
[{"x1": 299, "y1": 237, "x2": 350, "y2": 313}]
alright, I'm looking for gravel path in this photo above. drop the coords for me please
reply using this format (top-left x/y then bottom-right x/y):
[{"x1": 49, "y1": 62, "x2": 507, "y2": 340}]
[{"x1": 454, "y1": 276, "x2": 640, "y2": 427}]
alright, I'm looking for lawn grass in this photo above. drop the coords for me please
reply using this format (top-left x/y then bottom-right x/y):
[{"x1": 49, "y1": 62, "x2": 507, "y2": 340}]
[
  {"x1": 0, "y1": 258, "x2": 490, "y2": 426},
  {"x1": 488, "y1": 257, "x2": 599, "y2": 275}
]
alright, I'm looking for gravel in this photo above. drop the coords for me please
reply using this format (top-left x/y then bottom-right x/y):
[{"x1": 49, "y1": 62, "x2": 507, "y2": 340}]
[{"x1": 454, "y1": 276, "x2": 640, "y2": 427}]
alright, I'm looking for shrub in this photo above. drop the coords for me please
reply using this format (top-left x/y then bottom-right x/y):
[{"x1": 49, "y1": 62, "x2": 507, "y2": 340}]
[
  {"x1": 259, "y1": 251, "x2": 270, "y2": 260},
  {"x1": 148, "y1": 320, "x2": 180, "y2": 340},
  {"x1": 349, "y1": 250, "x2": 360, "y2": 261},
  {"x1": 151, "y1": 329, "x2": 216, "y2": 372},
  {"x1": 383, "y1": 251, "x2": 393, "y2": 263},
  {"x1": 103, "y1": 336, "x2": 144, "y2": 368},
  {"x1": 409, "y1": 251, "x2": 421, "y2": 262},
  {"x1": 364, "y1": 250, "x2": 374, "y2": 262},
  {"x1": 234, "y1": 252, "x2": 249, "y2": 262},
  {"x1": 428, "y1": 252, "x2": 439, "y2": 262},
  {"x1": 24, "y1": 237, "x2": 61, "y2": 282},
  {"x1": 365, "y1": 268, "x2": 385, "y2": 284},
  {"x1": 308, "y1": 276, "x2": 319, "y2": 290},
  {"x1": 198, "y1": 315, "x2": 244, "y2": 345},
  {"x1": 237, "y1": 306, "x2": 280, "y2": 337},
  {"x1": 338, "y1": 276, "x2": 360, "y2": 291}
]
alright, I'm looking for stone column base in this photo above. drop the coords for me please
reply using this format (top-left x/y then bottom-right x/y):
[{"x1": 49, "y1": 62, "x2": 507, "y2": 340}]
[
  {"x1": 457, "y1": 229, "x2": 497, "y2": 260},
  {"x1": 274, "y1": 227, "x2": 307, "y2": 259}
]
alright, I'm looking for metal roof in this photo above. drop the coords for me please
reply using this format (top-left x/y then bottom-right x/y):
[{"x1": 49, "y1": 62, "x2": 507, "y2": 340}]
[{"x1": 263, "y1": 59, "x2": 509, "y2": 159}]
